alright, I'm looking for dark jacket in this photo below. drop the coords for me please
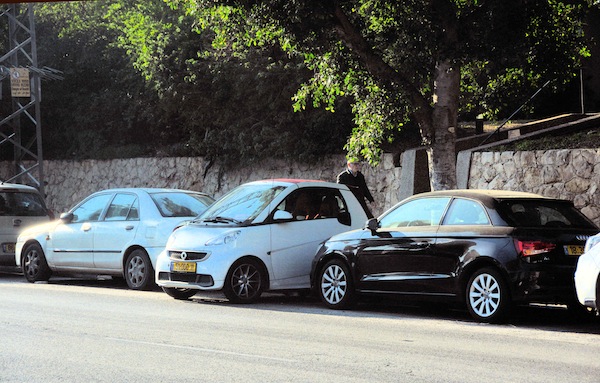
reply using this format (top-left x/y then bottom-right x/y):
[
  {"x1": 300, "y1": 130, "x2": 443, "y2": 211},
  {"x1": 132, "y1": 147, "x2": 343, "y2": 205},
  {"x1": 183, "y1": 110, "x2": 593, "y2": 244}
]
[{"x1": 337, "y1": 169, "x2": 374, "y2": 203}]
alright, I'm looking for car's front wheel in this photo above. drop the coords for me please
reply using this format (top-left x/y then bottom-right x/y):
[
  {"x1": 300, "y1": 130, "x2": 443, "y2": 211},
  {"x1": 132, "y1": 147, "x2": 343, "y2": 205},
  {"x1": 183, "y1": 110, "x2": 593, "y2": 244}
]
[
  {"x1": 318, "y1": 259, "x2": 355, "y2": 309},
  {"x1": 223, "y1": 258, "x2": 265, "y2": 303},
  {"x1": 162, "y1": 287, "x2": 198, "y2": 300},
  {"x1": 466, "y1": 268, "x2": 510, "y2": 323},
  {"x1": 125, "y1": 249, "x2": 154, "y2": 290},
  {"x1": 21, "y1": 242, "x2": 51, "y2": 283}
]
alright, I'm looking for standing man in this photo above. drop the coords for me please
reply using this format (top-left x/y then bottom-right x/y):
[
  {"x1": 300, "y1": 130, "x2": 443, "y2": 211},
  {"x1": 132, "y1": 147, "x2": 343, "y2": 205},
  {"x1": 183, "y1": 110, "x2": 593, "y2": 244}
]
[{"x1": 337, "y1": 159, "x2": 375, "y2": 218}]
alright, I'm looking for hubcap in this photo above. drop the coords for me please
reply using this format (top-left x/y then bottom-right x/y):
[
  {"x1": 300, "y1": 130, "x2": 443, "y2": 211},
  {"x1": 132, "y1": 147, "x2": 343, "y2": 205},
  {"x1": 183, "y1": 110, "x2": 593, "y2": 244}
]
[
  {"x1": 321, "y1": 264, "x2": 347, "y2": 305},
  {"x1": 469, "y1": 273, "x2": 501, "y2": 318},
  {"x1": 231, "y1": 264, "x2": 260, "y2": 299},
  {"x1": 24, "y1": 250, "x2": 40, "y2": 277},
  {"x1": 127, "y1": 255, "x2": 146, "y2": 287}
]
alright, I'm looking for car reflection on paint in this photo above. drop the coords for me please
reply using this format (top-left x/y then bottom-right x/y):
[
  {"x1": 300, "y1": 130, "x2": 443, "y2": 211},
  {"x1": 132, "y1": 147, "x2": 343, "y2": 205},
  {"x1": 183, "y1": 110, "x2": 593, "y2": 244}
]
[{"x1": 310, "y1": 189, "x2": 598, "y2": 322}]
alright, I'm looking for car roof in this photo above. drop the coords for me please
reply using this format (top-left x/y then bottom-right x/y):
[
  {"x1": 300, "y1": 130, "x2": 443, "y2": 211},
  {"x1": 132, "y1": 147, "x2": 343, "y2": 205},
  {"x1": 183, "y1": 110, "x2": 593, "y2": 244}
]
[
  {"x1": 92, "y1": 187, "x2": 211, "y2": 195},
  {"x1": 246, "y1": 179, "x2": 347, "y2": 190},
  {"x1": 0, "y1": 182, "x2": 41, "y2": 193},
  {"x1": 409, "y1": 189, "x2": 561, "y2": 203}
]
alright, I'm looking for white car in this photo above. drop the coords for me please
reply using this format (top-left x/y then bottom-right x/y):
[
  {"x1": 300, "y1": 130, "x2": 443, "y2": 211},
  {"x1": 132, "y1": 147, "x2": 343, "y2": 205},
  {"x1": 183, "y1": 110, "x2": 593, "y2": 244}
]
[
  {"x1": 155, "y1": 179, "x2": 369, "y2": 302},
  {"x1": 575, "y1": 233, "x2": 600, "y2": 311},
  {"x1": 16, "y1": 188, "x2": 214, "y2": 290},
  {"x1": 0, "y1": 182, "x2": 52, "y2": 267}
]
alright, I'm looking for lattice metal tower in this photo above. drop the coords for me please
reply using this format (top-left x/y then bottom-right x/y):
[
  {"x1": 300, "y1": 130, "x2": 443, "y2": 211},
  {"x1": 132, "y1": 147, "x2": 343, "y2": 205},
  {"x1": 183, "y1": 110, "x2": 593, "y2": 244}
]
[{"x1": 0, "y1": 3, "x2": 60, "y2": 196}]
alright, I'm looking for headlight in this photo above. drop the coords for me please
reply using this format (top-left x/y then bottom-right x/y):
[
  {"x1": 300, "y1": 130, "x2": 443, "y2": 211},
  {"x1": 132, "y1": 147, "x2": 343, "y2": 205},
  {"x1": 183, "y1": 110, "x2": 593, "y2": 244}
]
[
  {"x1": 584, "y1": 235, "x2": 600, "y2": 253},
  {"x1": 205, "y1": 230, "x2": 241, "y2": 246}
]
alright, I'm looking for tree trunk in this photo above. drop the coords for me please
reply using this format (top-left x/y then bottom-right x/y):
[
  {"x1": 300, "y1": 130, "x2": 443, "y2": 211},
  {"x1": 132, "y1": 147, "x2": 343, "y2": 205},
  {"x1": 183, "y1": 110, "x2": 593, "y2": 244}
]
[{"x1": 427, "y1": 60, "x2": 459, "y2": 190}]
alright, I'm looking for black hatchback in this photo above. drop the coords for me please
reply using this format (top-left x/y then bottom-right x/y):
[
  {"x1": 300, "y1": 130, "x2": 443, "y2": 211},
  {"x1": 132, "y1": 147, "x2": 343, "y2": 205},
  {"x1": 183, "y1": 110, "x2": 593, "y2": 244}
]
[{"x1": 310, "y1": 190, "x2": 599, "y2": 322}]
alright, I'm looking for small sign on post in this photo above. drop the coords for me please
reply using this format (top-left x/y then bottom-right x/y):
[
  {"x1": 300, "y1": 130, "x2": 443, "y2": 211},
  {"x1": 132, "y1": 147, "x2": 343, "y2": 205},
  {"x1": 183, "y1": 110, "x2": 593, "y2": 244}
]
[{"x1": 10, "y1": 68, "x2": 31, "y2": 98}]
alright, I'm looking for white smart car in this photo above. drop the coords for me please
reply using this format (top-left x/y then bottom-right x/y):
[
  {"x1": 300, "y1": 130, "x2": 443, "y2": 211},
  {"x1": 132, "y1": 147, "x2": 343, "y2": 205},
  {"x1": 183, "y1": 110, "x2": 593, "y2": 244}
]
[
  {"x1": 16, "y1": 188, "x2": 214, "y2": 290},
  {"x1": 155, "y1": 179, "x2": 369, "y2": 302},
  {"x1": 574, "y1": 233, "x2": 600, "y2": 311}
]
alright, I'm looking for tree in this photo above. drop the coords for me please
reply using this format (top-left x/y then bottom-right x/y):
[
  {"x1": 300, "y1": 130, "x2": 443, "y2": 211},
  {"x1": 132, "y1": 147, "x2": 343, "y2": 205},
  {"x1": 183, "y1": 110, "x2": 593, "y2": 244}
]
[{"x1": 170, "y1": 0, "x2": 591, "y2": 190}]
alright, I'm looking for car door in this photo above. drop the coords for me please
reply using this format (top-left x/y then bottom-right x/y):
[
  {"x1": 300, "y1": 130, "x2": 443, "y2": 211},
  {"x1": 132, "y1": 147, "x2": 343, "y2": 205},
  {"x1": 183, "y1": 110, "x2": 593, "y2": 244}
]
[
  {"x1": 92, "y1": 193, "x2": 140, "y2": 271},
  {"x1": 433, "y1": 197, "x2": 493, "y2": 294},
  {"x1": 269, "y1": 188, "x2": 353, "y2": 289},
  {"x1": 354, "y1": 197, "x2": 451, "y2": 294},
  {"x1": 49, "y1": 193, "x2": 113, "y2": 268}
]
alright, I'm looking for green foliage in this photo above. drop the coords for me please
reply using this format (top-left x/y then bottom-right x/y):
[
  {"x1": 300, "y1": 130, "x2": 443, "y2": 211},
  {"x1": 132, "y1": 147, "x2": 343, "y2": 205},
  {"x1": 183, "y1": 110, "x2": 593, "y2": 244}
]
[
  {"x1": 25, "y1": 0, "x2": 354, "y2": 165},
  {"x1": 13, "y1": 0, "x2": 593, "y2": 171},
  {"x1": 166, "y1": 0, "x2": 591, "y2": 166}
]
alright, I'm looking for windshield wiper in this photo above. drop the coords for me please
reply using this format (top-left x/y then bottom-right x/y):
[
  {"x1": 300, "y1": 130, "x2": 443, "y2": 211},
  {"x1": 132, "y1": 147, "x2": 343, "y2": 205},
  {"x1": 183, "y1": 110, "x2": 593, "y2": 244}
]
[{"x1": 202, "y1": 216, "x2": 242, "y2": 224}]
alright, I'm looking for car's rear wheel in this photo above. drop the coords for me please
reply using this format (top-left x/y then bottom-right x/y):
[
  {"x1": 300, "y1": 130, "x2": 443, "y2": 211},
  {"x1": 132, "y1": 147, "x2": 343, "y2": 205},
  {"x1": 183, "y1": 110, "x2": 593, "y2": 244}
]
[
  {"x1": 223, "y1": 258, "x2": 264, "y2": 303},
  {"x1": 22, "y1": 242, "x2": 51, "y2": 283},
  {"x1": 466, "y1": 268, "x2": 510, "y2": 323},
  {"x1": 318, "y1": 259, "x2": 355, "y2": 309},
  {"x1": 162, "y1": 287, "x2": 197, "y2": 300},
  {"x1": 125, "y1": 249, "x2": 154, "y2": 290}
]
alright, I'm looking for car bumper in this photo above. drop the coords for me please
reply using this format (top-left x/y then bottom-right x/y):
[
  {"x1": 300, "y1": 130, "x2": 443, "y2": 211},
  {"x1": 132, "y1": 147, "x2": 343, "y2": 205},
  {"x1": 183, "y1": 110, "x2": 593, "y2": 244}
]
[
  {"x1": 154, "y1": 249, "x2": 227, "y2": 291},
  {"x1": 574, "y1": 251, "x2": 600, "y2": 309},
  {"x1": 510, "y1": 262, "x2": 582, "y2": 305}
]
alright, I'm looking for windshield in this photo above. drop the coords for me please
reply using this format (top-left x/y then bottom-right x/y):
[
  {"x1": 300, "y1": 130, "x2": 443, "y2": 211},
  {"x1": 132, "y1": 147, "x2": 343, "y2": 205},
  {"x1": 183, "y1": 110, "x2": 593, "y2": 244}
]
[
  {"x1": 150, "y1": 192, "x2": 214, "y2": 218},
  {"x1": 198, "y1": 184, "x2": 287, "y2": 224}
]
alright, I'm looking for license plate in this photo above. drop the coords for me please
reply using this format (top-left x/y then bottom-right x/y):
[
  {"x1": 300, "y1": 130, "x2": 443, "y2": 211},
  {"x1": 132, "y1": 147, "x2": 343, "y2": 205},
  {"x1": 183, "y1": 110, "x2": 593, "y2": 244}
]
[
  {"x1": 564, "y1": 245, "x2": 584, "y2": 256},
  {"x1": 2, "y1": 243, "x2": 15, "y2": 253},
  {"x1": 171, "y1": 261, "x2": 196, "y2": 273}
]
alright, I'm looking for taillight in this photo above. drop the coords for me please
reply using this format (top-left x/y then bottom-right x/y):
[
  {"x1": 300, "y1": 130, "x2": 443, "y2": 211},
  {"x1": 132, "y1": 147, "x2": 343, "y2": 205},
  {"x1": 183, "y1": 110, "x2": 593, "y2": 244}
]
[{"x1": 515, "y1": 239, "x2": 556, "y2": 257}]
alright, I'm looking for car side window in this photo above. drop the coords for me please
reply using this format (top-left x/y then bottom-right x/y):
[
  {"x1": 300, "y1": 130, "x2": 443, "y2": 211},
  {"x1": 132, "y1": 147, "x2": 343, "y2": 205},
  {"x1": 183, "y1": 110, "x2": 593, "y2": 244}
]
[
  {"x1": 443, "y1": 198, "x2": 490, "y2": 225},
  {"x1": 71, "y1": 194, "x2": 112, "y2": 223},
  {"x1": 276, "y1": 188, "x2": 348, "y2": 222},
  {"x1": 379, "y1": 197, "x2": 451, "y2": 228},
  {"x1": 105, "y1": 194, "x2": 138, "y2": 221}
]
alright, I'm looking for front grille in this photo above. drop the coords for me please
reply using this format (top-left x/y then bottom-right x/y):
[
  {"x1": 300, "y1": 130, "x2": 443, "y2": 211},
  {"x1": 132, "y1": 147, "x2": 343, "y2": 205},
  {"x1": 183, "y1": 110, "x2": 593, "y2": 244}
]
[
  {"x1": 169, "y1": 250, "x2": 208, "y2": 261},
  {"x1": 158, "y1": 272, "x2": 214, "y2": 287}
]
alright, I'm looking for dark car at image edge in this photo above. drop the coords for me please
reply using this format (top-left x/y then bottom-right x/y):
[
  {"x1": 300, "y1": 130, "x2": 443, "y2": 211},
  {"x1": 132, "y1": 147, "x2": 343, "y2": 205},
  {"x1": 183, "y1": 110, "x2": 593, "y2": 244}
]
[{"x1": 310, "y1": 189, "x2": 599, "y2": 322}]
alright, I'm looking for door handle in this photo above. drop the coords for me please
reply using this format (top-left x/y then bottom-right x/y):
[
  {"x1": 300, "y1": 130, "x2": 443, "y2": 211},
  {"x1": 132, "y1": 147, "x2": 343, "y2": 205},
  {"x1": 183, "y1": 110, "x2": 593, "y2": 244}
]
[
  {"x1": 414, "y1": 242, "x2": 430, "y2": 249},
  {"x1": 125, "y1": 225, "x2": 134, "y2": 230},
  {"x1": 82, "y1": 223, "x2": 92, "y2": 232}
]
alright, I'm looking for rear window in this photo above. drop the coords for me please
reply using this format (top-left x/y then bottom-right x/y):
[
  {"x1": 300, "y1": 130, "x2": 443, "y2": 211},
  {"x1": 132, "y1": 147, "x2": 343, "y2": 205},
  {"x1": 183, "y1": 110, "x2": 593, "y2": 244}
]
[
  {"x1": 498, "y1": 200, "x2": 596, "y2": 229},
  {"x1": 0, "y1": 191, "x2": 48, "y2": 217},
  {"x1": 150, "y1": 192, "x2": 214, "y2": 218}
]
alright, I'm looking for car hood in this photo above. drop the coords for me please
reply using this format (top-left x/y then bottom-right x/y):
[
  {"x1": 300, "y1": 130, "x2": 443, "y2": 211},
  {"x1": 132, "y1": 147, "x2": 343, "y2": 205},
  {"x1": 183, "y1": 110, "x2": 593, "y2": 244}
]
[{"x1": 166, "y1": 223, "x2": 237, "y2": 250}]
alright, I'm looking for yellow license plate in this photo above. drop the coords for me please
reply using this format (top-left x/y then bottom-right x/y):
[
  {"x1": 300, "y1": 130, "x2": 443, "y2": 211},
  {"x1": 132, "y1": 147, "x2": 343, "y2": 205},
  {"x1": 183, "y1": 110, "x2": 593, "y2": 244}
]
[
  {"x1": 564, "y1": 245, "x2": 584, "y2": 256},
  {"x1": 171, "y1": 261, "x2": 196, "y2": 273},
  {"x1": 2, "y1": 243, "x2": 15, "y2": 253}
]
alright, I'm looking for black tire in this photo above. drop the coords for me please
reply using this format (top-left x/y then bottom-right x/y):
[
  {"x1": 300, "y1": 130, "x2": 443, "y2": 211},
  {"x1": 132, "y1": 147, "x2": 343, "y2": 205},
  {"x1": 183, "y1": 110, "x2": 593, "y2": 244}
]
[
  {"x1": 125, "y1": 249, "x2": 154, "y2": 290},
  {"x1": 21, "y1": 242, "x2": 51, "y2": 283},
  {"x1": 466, "y1": 267, "x2": 510, "y2": 323},
  {"x1": 318, "y1": 259, "x2": 355, "y2": 309},
  {"x1": 223, "y1": 258, "x2": 265, "y2": 303},
  {"x1": 162, "y1": 287, "x2": 198, "y2": 300}
]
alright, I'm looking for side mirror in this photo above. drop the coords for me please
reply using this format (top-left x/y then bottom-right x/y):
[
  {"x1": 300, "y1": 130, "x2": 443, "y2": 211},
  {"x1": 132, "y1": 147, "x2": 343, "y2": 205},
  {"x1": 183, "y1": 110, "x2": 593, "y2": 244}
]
[
  {"x1": 60, "y1": 212, "x2": 74, "y2": 223},
  {"x1": 273, "y1": 210, "x2": 293, "y2": 221},
  {"x1": 337, "y1": 211, "x2": 351, "y2": 226},
  {"x1": 367, "y1": 218, "x2": 379, "y2": 234}
]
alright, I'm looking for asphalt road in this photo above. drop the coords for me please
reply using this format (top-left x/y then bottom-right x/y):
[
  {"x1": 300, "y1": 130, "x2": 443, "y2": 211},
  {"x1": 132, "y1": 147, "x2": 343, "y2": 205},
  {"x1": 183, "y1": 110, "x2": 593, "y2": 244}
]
[{"x1": 1, "y1": 269, "x2": 599, "y2": 383}]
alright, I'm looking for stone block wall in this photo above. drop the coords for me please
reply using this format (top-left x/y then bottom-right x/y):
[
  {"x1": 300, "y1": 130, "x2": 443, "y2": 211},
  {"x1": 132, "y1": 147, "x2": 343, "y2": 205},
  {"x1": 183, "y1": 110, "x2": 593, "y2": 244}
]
[
  {"x1": 469, "y1": 149, "x2": 600, "y2": 226},
  {"x1": 0, "y1": 154, "x2": 401, "y2": 217},
  {"x1": 2, "y1": 148, "x2": 599, "y2": 228}
]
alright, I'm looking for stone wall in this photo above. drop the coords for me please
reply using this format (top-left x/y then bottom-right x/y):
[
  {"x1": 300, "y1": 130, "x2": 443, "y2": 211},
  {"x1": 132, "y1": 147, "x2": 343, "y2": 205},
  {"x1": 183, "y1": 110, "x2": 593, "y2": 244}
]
[
  {"x1": 0, "y1": 154, "x2": 401, "y2": 217},
  {"x1": 2, "y1": 148, "x2": 599, "y2": 228},
  {"x1": 468, "y1": 149, "x2": 600, "y2": 226}
]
